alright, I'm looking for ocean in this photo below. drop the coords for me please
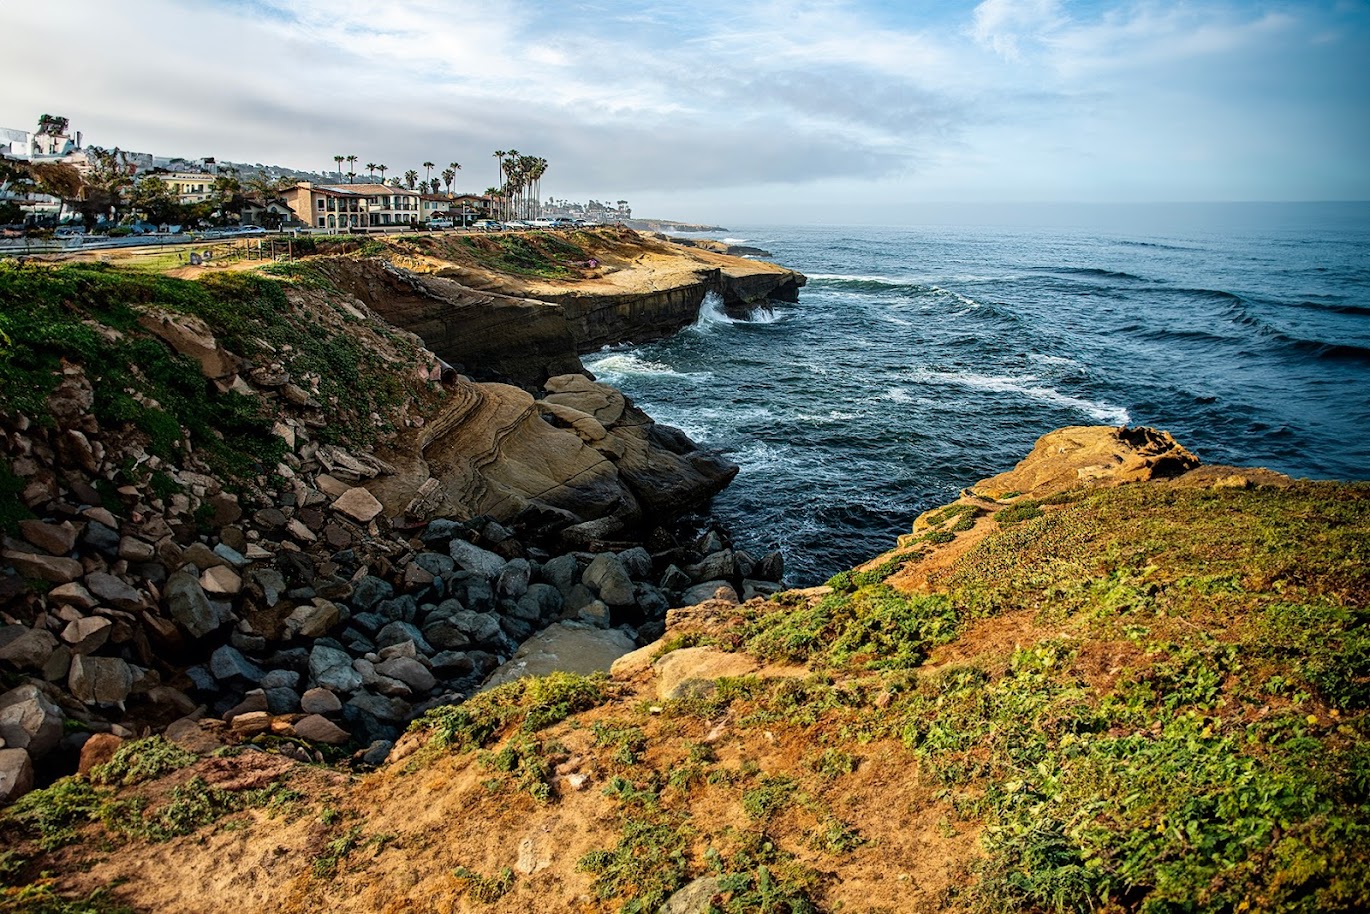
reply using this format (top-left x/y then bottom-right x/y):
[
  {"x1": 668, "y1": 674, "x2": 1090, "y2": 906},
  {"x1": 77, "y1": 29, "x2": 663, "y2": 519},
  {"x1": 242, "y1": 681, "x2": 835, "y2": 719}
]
[{"x1": 587, "y1": 207, "x2": 1370, "y2": 585}]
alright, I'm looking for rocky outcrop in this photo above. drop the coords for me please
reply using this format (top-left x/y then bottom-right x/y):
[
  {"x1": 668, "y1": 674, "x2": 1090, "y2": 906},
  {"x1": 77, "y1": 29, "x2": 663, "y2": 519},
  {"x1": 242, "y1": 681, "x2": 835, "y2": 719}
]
[
  {"x1": 321, "y1": 260, "x2": 584, "y2": 387},
  {"x1": 966, "y1": 425, "x2": 1201, "y2": 500}
]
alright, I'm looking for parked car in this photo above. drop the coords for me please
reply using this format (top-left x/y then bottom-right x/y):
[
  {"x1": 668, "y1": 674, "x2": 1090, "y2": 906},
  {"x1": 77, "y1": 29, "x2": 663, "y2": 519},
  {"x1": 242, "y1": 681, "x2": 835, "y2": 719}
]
[
  {"x1": 54, "y1": 226, "x2": 87, "y2": 238},
  {"x1": 428, "y1": 218, "x2": 454, "y2": 229},
  {"x1": 472, "y1": 220, "x2": 500, "y2": 230}
]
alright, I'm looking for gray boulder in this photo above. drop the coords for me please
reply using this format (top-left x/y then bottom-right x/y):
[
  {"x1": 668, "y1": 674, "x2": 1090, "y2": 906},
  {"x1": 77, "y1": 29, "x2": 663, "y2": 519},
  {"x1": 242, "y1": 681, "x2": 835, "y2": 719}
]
[
  {"x1": 0, "y1": 685, "x2": 64, "y2": 757},
  {"x1": 0, "y1": 748, "x2": 34, "y2": 803},
  {"x1": 496, "y1": 559, "x2": 532, "y2": 601},
  {"x1": 165, "y1": 571, "x2": 220, "y2": 638},
  {"x1": 618, "y1": 547, "x2": 653, "y2": 581},
  {"x1": 309, "y1": 644, "x2": 362, "y2": 693},
  {"x1": 0, "y1": 628, "x2": 59, "y2": 671},
  {"x1": 375, "y1": 657, "x2": 436, "y2": 693},
  {"x1": 583, "y1": 553, "x2": 635, "y2": 606},
  {"x1": 210, "y1": 645, "x2": 264, "y2": 683},
  {"x1": 69, "y1": 655, "x2": 134, "y2": 705},
  {"x1": 449, "y1": 540, "x2": 506, "y2": 578},
  {"x1": 539, "y1": 553, "x2": 581, "y2": 595}
]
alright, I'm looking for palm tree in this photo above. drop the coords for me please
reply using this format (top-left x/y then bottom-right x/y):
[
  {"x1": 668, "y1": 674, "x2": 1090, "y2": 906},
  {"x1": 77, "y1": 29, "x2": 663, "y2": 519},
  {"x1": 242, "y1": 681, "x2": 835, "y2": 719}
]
[
  {"x1": 448, "y1": 161, "x2": 460, "y2": 194},
  {"x1": 377, "y1": 164, "x2": 388, "y2": 183},
  {"x1": 333, "y1": 155, "x2": 344, "y2": 181},
  {"x1": 492, "y1": 150, "x2": 506, "y2": 218},
  {"x1": 404, "y1": 169, "x2": 418, "y2": 190},
  {"x1": 429, "y1": 178, "x2": 442, "y2": 195},
  {"x1": 345, "y1": 155, "x2": 358, "y2": 182},
  {"x1": 366, "y1": 162, "x2": 377, "y2": 179},
  {"x1": 422, "y1": 161, "x2": 435, "y2": 185},
  {"x1": 504, "y1": 150, "x2": 520, "y2": 220},
  {"x1": 442, "y1": 168, "x2": 456, "y2": 195}
]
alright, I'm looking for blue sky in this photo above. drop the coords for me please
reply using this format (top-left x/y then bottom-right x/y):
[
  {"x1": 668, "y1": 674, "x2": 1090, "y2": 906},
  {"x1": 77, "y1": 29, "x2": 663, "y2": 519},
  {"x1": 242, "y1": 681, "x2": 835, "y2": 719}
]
[{"x1": 2, "y1": 0, "x2": 1367, "y2": 222}]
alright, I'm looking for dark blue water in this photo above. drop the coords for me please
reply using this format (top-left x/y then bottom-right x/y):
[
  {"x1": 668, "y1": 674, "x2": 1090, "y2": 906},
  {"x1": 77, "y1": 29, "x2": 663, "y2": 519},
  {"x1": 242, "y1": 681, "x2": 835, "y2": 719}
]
[{"x1": 588, "y1": 215, "x2": 1370, "y2": 584}]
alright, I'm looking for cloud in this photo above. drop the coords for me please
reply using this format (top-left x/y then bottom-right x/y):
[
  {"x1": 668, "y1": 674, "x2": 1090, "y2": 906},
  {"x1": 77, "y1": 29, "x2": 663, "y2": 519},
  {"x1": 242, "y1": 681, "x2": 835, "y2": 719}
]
[{"x1": 1, "y1": 0, "x2": 1365, "y2": 211}]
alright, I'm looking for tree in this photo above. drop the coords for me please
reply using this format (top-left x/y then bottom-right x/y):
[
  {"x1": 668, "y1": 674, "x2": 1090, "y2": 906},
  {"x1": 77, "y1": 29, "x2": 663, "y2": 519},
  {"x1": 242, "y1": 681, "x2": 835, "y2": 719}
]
[
  {"x1": 76, "y1": 146, "x2": 134, "y2": 227},
  {"x1": 492, "y1": 150, "x2": 506, "y2": 218},
  {"x1": 377, "y1": 164, "x2": 388, "y2": 182},
  {"x1": 366, "y1": 162, "x2": 377, "y2": 179},
  {"x1": 429, "y1": 178, "x2": 442, "y2": 195},
  {"x1": 442, "y1": 168, "x2": 456, "y2": 195},
  {"x1": 345, "y1": 155, "x2": 358, "y2": 182},
  {"x1": 211, "y1": 168, "x2": 245, "y2": 225},
  {"x1": 130, "y1": 175, "x2": 180, "y2": 225},
  {"x1": 404, "y1": 169, "x2": 418, "y2": 190},
  {"x1": 422, "y1": 161, "x2": 435, "y2": 184},
  {"x1": 334, "y1": 155, "x2": 345, "y2": 181},
  {"x1": 448, "y1": 161, "x2": 460, "y2": 194}
]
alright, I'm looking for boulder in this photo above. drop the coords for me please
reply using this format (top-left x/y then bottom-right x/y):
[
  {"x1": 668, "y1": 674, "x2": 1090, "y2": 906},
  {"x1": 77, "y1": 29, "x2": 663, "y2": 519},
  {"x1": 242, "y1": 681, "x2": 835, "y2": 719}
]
[
  {"x1": 61, "y1": 616, "x2": 113, "y2": 654},
  {"x1": 18, "y1": 519, "x2": 79, "y2": 556},
  {"x1": 2, "y1": 550, "x2": 83, "y2": 584},
  {"x1": 294, "y1": 714, "x2": 350, "y2": 745},
  {"x1": 284, "y1": 600, "x2": 341, "y2": 639},
  {"x1": 618, "y1": 546, "x2": 653, "y2": 580},
  {"x1": 210, "y1": 645, "x2": 264, "y2": 683},
  {"x1": 48, "y1": 582, "x2": 98, "y2": 610},
  {"x1": 0, "y1": 628, "x2": 59, "y2": 671},
  {"x1": 0, "y1": 748, "x2": 34, "y2": 803},
  {"x1": 230, "y1": 710, "x2": 272, "y2": 736},
  {"x1": 300, "y1": 687, "x2": 343, "y2": 715},
  {"x1": 449, "y1": 540, "x2": 506, "y2": 579},
  {"x1": 200, "y1": 565, "x2": 243, "y2": 597},
  {"x1": 332, "y1": 487, "x2": 384, "y2": 523},
  {"x1": 165, "y1": 571, "x2": 221, "y2": 638},
  {"x1": 680, "y1": 580, "x2": 739, "y2": 606},
  {"x1": 661, "y1": 877, "x2": 725, "y2": 914},
  {"x1": 309, "y1": 644, "x2": 362, "y2": 693},
  {"x1": 482, "y1": 622, "x2": 635, "y2": 690},
  {"x1": 0, "y1": 685, "x2": 64, "y2": 757},
  {"x1": 583, "y1": 553, "x2": 636, "y2": 606},
  {"x1": 78, "y1": 733, "x2": 124, "y2": 776},
  {"x1": 375, "y1": 657, "x2": 436, "y2": 693},
  {"x1": 69, "y1": 655, "x2": 134, "y2": 705},
  {"x1": 84, "y1": 572, "x2": 146, "y2": 611}
]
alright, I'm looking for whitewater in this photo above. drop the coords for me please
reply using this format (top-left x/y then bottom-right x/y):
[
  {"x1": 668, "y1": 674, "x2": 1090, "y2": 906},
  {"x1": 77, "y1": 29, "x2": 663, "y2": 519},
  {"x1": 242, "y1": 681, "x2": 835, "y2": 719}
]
[{"x1": 587, "y1": 215, "x2": 1370, "y2": 584}]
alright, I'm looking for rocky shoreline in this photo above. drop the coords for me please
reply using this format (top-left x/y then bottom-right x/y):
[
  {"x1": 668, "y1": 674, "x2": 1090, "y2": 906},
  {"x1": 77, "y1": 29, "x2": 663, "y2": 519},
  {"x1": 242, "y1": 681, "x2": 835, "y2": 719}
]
[{"x1": 0, "y1": 230, "x2": 803, "y2": 802}]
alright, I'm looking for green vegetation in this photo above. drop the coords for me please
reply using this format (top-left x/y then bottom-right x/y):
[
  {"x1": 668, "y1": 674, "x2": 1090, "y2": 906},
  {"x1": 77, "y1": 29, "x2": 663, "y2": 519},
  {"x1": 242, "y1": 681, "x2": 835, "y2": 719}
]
[
  {"x1": 452, "y1": 865, "x2": 515, "y2": 903},
  {"x1": 0, "y1": 261, "x2": 435, "y2": 482},
  {"x1": 478, "y1": 735, "x2": 555, "y2": 803},
  {"x1": 577, "y1": 777, "x2": 693, "y2": 914},
  {"x1": 413, "y1": 671, "x2": 611, "y2": 752},
  {"x1": 440, "y1": 231, "x2": 589, "y2": 279},
  {"x1": 89, "y1": 736, "x2": 197, "y2": 787}
]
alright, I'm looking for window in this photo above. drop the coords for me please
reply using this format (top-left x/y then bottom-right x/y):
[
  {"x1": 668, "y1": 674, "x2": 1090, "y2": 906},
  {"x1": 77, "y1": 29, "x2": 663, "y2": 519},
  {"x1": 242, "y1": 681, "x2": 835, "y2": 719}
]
[
  {"x1": 318, "y1": 216, "x2": 325, "y2": 227},
  {"x1": 317, "y1": 199, "x2": 325, "y2": 211}
]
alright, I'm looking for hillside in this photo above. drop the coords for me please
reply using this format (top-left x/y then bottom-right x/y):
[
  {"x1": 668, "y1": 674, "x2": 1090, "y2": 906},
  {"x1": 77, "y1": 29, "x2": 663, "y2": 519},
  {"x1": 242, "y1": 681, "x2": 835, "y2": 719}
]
[{"x1": 2, "y1": 421, "x2": 1367, "y2": 912}]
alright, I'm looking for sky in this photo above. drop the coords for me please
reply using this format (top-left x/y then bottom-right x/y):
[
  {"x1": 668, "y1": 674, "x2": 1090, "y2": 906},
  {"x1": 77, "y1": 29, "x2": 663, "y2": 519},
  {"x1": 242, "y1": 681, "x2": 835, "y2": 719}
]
[{"x1": 2, "y1": 0, "x2": 1367, "y2": 223}]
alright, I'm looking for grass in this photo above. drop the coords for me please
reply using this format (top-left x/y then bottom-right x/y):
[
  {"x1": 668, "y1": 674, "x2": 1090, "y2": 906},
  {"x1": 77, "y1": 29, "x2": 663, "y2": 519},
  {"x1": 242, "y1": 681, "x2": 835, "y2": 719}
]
[
  {"x1": 436, "y1": 231, "x2": 589, "y2": 279},
  {"x1": 451, "y1": 866, "x2": 515, "y2": 903},
  {"x1": 0, "y1": 260, "x2": 436, "y2": 483},
  {"x1": 89, "y1": 736, "x2": 197, "y2": 787},
  {"x1": 412, "y1": 671, "x2": 612, "y2": 752}
]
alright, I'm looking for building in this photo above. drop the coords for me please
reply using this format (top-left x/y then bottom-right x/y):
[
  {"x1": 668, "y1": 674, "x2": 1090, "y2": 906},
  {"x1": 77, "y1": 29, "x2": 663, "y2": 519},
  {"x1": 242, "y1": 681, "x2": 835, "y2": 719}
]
[
  {"x1": 158, "y1": 171, "x2": 218, "y2": 205},
  {"x1": 282, "y1": 182, "x2": 422, "y2": 229},
  {"x1": 421, "y1": 193, "x2": 493, "y2": 224}
]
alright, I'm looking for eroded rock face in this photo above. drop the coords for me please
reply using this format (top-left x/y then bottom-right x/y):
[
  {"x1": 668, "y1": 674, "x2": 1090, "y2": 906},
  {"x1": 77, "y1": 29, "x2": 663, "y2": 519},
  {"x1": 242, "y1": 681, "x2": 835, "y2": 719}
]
[{"x1": 969, "y1": 426, "x2": 1201, "y2": 500}]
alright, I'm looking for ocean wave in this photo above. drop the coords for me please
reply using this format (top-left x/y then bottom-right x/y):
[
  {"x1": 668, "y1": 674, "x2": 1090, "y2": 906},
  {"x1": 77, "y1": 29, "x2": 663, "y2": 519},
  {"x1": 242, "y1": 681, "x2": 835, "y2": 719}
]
[
  {"x1": 908, "y1": 369, "x2": 1131, "y2": 425},
  {"x1": 720, "y1": 237, "x2": 749, "y2": 245},
  {"x1": 884, "y1": 387, "x2": 914, "y2": 404},
  {"x1": 1050, "y1": 266, "x2": 1154, "y2": 282},
  {"x1": 931, "y1": 286, "x2": 980, "y2": 308},
  {"x1": 1281, "y1": 299, "x2": 1370, "y2": 317},
  {"x1": 690, "y1": 291, "x2": 735, "y2": 330},
  {"x1": 1028, "y1": 353, "x2": 1083, "y2": 368},
  {"x1": 584, "y1": 352, "x2": 709, "y2": 381},
  {"x1": 1218, "y1": 298, "x2": 1370, "y2": 364},
  {"x1": 793, "y1": 410, "x2": 861, "y2": 424}
]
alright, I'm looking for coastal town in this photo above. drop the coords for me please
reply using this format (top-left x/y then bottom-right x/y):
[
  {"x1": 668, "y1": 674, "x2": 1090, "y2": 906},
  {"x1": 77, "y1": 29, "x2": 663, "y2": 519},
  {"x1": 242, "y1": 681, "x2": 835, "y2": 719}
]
[{"x1": 0, "y1": 113, "x2": 639, "y2": 242}]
